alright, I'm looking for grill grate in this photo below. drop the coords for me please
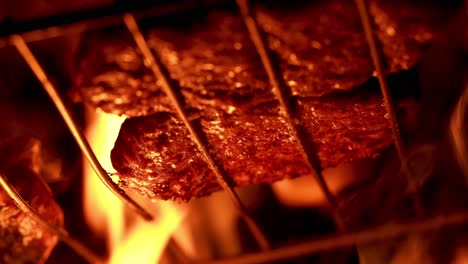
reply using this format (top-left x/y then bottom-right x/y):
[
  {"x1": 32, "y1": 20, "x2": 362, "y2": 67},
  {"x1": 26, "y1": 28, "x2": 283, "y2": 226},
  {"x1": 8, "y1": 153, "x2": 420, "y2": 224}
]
[
  {"x1": 1, "y1": 0, "x2": 467, "y2": 263},
  {"x1": 235, "y1": 0, "x2": 343, "y2": 230},
  {"x1": 122, "y1": 13, "x2": 271, "y2": 251}
]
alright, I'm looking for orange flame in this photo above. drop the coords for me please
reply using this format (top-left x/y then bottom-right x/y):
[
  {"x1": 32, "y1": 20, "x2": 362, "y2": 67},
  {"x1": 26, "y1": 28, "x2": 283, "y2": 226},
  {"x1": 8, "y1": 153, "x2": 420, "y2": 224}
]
[
  {"x1": 83, "y1": 107, "x2": 125, "y2": 249},
  {"x1": 109, "y1": 201, "x2": 182, "y2": 264},
  {"x1": 83, "y1": 107, "x2": 186, "y2": 263}
]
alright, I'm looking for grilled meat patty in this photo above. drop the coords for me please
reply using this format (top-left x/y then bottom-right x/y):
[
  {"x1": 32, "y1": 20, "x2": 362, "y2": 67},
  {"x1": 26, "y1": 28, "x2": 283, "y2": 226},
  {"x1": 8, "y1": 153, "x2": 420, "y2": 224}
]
[
  {"x1": 111, "y1": 86, "x2": 416, "y2": 201},
  {"x1": 75, "y1": 0, "x2": 439, "y2": 201}
]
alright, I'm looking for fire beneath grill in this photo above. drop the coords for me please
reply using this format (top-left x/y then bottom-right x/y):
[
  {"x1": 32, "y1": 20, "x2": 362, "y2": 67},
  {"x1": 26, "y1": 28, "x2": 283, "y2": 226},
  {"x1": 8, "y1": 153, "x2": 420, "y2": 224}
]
[
  {"x1": 83, "y1": 107, "x2": 187, "y2": 263},
  {"x1": 80, "y1": 104, "x2": 374, "y2": 263}
]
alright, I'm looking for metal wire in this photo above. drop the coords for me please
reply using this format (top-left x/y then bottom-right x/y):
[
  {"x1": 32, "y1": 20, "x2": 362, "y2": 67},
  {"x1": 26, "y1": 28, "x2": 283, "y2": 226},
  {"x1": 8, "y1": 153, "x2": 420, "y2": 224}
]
[
  {"x1": 354, "y1": 0, "x2": 425, "y2": 217},
  {"x1": 200, "y1": 211, "x2": 468, "y2": 264},
  {"x1": 10, "y1": 35, "x2": 154, "y2": 221},
  {"x1": 353, "y1": 0, "x2": 405, "y2": 160},
  {"x1": 450, "y1": 80, "x2": 468, "y2": 179},
  {"x1": 0, "y1": 173, "x2": 105, "y2": 264},
  {"x1": 0, "y1": 0, "x2": 230, "y2": 49},
  {"x1": 123, "y1": 13, "x2": 271, "y2": 251},
  {"x1": 235, "y1": 0, "x2": 345, "y2": 231}
]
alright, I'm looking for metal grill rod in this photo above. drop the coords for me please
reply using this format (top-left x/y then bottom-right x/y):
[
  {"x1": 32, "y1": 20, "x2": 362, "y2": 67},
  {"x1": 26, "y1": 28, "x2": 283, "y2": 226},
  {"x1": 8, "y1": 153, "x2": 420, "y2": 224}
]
[
  {"x1": 201, "y1": 211, "x2": 468, "y2": 264},
  {"x1": 123, "y1": 13, "x2": 271, "y2": 251},
  {"x1": 0, "y1": 173, "x2": 105, "y2": 264},
  {"x1": 450, "y1": 80, "x2": 468, "y2": 179},
  {"x1": 0, "y1": 0, "x2": 230, "y2": 48},
  {"x1": 10, "y1": 35, "x2": 154, "y2": 221},
  {"x1": 354, "y1": 0, "x2": 425, "y2": 216},
  {"x1": 235, "y1": 0, "x2": 344, "y2": 231}
]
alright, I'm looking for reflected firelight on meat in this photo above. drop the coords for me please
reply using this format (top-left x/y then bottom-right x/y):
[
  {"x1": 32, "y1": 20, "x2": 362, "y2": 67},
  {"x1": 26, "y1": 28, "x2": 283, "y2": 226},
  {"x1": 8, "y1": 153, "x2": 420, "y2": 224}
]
[
  {"x1": 80, "y1": 96, "x2": 392, "y2": 263},
  {"x1": 80, "y1": 96, "x2": 383, "y2": 263}
]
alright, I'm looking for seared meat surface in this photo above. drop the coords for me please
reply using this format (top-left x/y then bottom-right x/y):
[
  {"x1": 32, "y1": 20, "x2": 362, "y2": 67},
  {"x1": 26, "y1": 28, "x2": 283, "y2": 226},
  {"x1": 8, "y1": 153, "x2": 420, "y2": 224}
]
[
  {"x1": 112, "y1": 85, "x2": 416, "y2": 201},
  {"x1": 256, "y1": 0, "x2": 435, "y2": 96},
  {"x1": 75, "y1": 0, "x2": 436, "y2": 117},
  {"x1": 74, "y1": 0, "x2": 440, "y2": 201}
]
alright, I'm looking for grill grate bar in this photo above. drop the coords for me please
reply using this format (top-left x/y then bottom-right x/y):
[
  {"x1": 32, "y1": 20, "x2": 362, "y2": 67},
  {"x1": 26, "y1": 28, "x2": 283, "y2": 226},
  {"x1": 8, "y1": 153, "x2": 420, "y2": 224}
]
[
  {"x1": 0, "y1": 173, "x2": 105, "y2": 264},
  {"x1": 450, "y1": 82, "x2": 468, "y2": 179},
  {"x1": 201, "y1": 211, "x2": 468, "y2": 264},
  {"x1": 0, "y1": 0, "x2": 231, "y2": 49},
  {"x1": 354, "y1": 0, "x2": 425, "y2": 216},
  {"x1": 123, "y1": 13, "x2": 271, "y2": 251},
  {"x1": 235, "y1": 0, "x2": 344, "y2": 230},
  {"x1": 10, "y1": 35, "x2": 154, "y2": 222},
  {"x1": 354, "y1": 0, "x2": 405, "y2": 160}
]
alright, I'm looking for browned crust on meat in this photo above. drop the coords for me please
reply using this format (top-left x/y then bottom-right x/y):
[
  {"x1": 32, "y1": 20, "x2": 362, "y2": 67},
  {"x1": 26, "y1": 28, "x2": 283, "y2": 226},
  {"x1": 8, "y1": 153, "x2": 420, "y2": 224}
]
[
  {"x1": 74, "y1": 0, "x2": 436, "y2": 118},
  {"x1": 111, "y1": 84, "x2": 417, "y2": 201},
  {"x1": 75, "y1": 0, "x2": 440, "y2": 201}
]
